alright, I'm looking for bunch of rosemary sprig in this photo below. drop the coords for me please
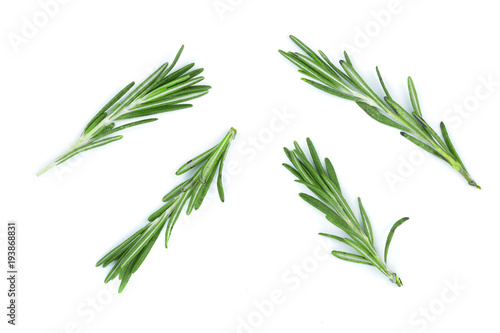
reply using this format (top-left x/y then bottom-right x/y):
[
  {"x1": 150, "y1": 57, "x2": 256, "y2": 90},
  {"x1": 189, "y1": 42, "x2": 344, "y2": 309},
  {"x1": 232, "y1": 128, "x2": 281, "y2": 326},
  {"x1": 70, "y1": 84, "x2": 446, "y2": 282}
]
[
  {"x1": 37, "y1": 46, "x2": 210, "y2": 176},
  {"x1": 280, "y1": 35, "x2": 479, "y2": 189},
  {"x1": 96, "y1": 128, "x2": 237, "y2": 292},
  {"x1": 284, "y1": 138, "x2": 409, "y2": 286}
]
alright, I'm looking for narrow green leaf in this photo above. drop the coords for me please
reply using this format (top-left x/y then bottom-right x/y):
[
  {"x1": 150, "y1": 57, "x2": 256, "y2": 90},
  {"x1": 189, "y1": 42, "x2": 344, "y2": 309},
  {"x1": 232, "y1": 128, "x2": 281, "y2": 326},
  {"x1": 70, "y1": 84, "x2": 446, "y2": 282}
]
[
  {"x1": 440, "y1": 122, "x2": 468, "y2": 172},
  {"x1": 356, "y1": 102, "x2": 408, "y2": 132},
  {"x1": 384, "y1": 217, "x2": 410, "y2": 263},
  {"x1": 282, "y1": 163, "x2": 302, "y2": 180},
  {"x1": 84, "y1": 112, "x2": 107, "y2": 135},
  {"x1": 331, "y1": 250, "x2": 374, "y2": 266},
  {"x1": 299, "y1": 193, "x2": 339, "y2": 219},
  {"x1": 186, "y1": 182, "x2": 203, "y2": 215},
  {"x1": 200, "y1": 128, "x2": 236, "y2": 183},
  {"x1": 306, "y1": 138, "x2": 326, "y2": 176},
  {"x1": 148, "y1": 199, "x2": 176, "y2": 222},
  {"x1": 408, "y1": 77, "x2": 422, "y2": 117},
  {"x1": 108, "y1": 118, "x2": 158, "y2": 135},
  {"x1": 412, "y1": 112, "x2": 448, "y2": 151},
  {"x1": 162, "y1": 179, "x2": 189, "y2": 202},
  {"x1": 217, "y1": 144, "x2": 231, "y2": 202},
  {"x1": 131, "y1": 224, "x2": 163, "y2": 274},
  {"x1": 176, "y1": 145, "x2": 217, "y2": 175},
  {"x1": 155, "y1": 63, "x2": 195, "y2": 89},
  {"x1": 376, "y1": 66, "x2": 391, "y2": 98},
  {"x1": 301, "y1": 78, "x2": 359, "y2": 101},
  {"x1": 318, "y1": 232, "x2": 345, "y2": 243},
  {"x1": 115, "y1": 104, "x2": 192, "y2": 120},
  {"x1": 324, "y1": 158, "x2": 341, "y2": 192},
  {"x1": 165, "y1": 190, "x2": 192, "y2": 247},
  {"x1": 400, "y1": 132, "x2": 447, "y2": 161},
  {"x1": 96, "y1": 224, "x2": 149, "y2": 267},
  {"x1": 358, "y1": 198, "x2": 374, "y2": 245},
  {"x1": 118, "y1": 217, "x2": 167, "y2": 269},
  {"x1": 141, "y1": 76, "x2": 205, "y2": 103}
]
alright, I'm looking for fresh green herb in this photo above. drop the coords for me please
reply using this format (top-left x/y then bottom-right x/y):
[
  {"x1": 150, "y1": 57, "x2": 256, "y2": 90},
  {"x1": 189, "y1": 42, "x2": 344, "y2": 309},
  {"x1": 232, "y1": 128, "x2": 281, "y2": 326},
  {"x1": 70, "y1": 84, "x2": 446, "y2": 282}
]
[
  {"x1": 283, "y1": 138, "x2": 409, "y2": 286},
  {"x1": 37, "y1": 46, "x2": 211, "y2": 176},
  {"x1": 279, "y1": 35, "x2": 479, "y2": 189},
  {"x1": 96, "y1": 127, "x2": 236, "y2": 292}
]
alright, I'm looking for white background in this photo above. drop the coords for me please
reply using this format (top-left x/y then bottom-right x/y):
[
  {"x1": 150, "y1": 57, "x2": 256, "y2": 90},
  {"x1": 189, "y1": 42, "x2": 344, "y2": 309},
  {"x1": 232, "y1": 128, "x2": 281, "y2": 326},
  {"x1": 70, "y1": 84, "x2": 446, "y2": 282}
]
[{"x1": 1, "y1": 0, "x2": 499, "y2": 332}]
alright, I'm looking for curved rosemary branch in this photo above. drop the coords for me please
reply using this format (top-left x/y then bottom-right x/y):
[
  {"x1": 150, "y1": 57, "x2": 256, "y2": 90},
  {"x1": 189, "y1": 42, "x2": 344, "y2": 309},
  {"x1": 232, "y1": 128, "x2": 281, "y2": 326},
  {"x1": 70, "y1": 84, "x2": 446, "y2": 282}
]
[
  {"x1": 37, "y1": 46, "x2": 211, "y2": 176},
  {"x1": 283, "y1": 138, "x2": 409, "y2": 287},
  {"x1": 279, "y1": 35, "x2": 479, "y2": 189},
  {"x1": 96, "y1": 127, "x2": 237, "y2": 292}
]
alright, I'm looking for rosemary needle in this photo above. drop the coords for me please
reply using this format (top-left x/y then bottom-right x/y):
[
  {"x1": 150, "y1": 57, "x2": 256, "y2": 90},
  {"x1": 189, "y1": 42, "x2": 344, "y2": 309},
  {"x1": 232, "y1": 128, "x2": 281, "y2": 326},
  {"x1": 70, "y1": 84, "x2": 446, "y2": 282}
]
[
  {"x1": 279, "y1": 35, "x2": 480, "y2": 189},
  {"x1": 96, "y1": 128, "x2": 236, "y2": 292},
  {"x1": 284, "y1": 138, "x2": 409, "y2": 286},
  {"x1": 37, "y1": 46, "x2": 210, "y2": 176}
]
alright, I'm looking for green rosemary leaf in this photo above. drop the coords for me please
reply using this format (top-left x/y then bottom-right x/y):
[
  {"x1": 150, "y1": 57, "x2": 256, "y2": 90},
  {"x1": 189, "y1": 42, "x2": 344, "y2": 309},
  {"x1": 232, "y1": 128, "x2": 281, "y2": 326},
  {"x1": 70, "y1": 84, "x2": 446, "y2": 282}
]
[
  {"x1": 115, "y1": 104, "x2": 192, "y2": 120},
  {"x1": 141, "y1": 74, "x2": 192, "y2": 101},
  {"x1": 162, "y1": 179, "x2": 189, "y2": 202},
  {"x1": 356, "y1": 102, "x2": 408, "y2": 132},
  {"x1": 282, "y1": 163, "x2": 302, "y2": 180},
  {"x1": 318, "y1": 50, "x2": 356, "y2": 86},
  {"x1": 440, "y1": 122, "x2": 467, "y2": 173},
  {"x1": 118, "y1": 263, "x2": 134, "y2": 293},
  {"x1": 318, "y1": 232, "x2": 345, "y2": 243},
  {"x1": 411, "y1": 112, "x2": 448, "y2": 151},
  {"x1": 289, "y1": 35, "x2": 328, "y2": 70},
  {"x1": 95, "y1": 82, "x2": 136, "y2": 116},
  {"x1": 148, "y1": 199, "x2": 177, "y2": 222},
  {"x1": 324, "y1": 158, "x2": 340, "y2": 192},
  {"x1": 400, "y1": 132, "x2": 446, "y2": 161},
  {"x1": 108, "y1": 118, "x2": 158, "y2": 135},
  {"x1": 340, "y1": 60, "x2": 380, "y2": 102},
  {"x1": 407, "y1": 77, "x2": 422, "y2": 117},
  {"x1": 281, "y1": 36, "x2": 479, "y2": 188},
  {"x1": 186, "y1": 183, "x2": 203, "y2": 215},
  {"x1": 343, "y1": 51, "x2": 353, "y2": 66},
  {"x1": 118, "y1": 62, "x2": 169, "y2": 111},
  {"x1": 324, "y1": 215, "x2": 351, "y2": 236},
  {"x1": 299, "y1": 193, "x2": 339, "y2": 219},
  {"x1": 358, "y1": 198, "x2": 374, "y2": 245},
  {"x1": 131, "y1": 225, "x2": 163, "y2": 274},
  {"x1": 119, "y1": 217, "x2": 167, "y2": 270},
  {"x1": 200, "y1": 128, "x2": 237, "y2": 183},
  {"x1": 285, "y1": 140, "x2": 406, "y2": 286},
  {"x1": 37, "y1": 47, "x2": 209, "y2": 176},
  {"x1": 176, "y1": 145, "x2": 218, "y2": 175},
  {"x1": 185, "y1": 68, "x2": 204, "y2": 79},
  {"x1": 55, "y1": 135, "x2": 123, "y2": 166},
  {"x1": 331, "y1": 251, "x2": 374, "y2": 266},
  {"x1": 130, "y1": 87, "x2": 210, "y2": 112},
  {"x1": 287, "y1": 151, "x2": 315, "y2": 185},
  {"x1": 306, "y1": 138, "x2": 327, "y2": 176},
  {"x1": 155, "y1": 63, "x2": 195, "y2": 89},
  {"x1": 194, "y1": 160, "x2": 219, "y2": 210},
  {"x1": 295, "y1": 180, "x2": 343, "y2": 213},
  {"x1": 165, "y1": 190, "x2": 192, "y2": 247},
  {"x1": 302, "y1": 78, "x2": 359, "y2": 101},
  {"x1": 84, "y1": 111, "x2": 108, "y2": 135},
  {"x1": 217, "y1": 142, "x2": 231, "y2": 202},
  {"x1": 384, "y1": 217, "x2": 410, "y2": 263},
  {"x1": 376, "y1": 66, "x2": 391, "y2": 98},
  {"x1": 96, "y1": 224, "x2": 149, "y2": 267},
  {"x1": 141, "y1": 76, "x2": 205, "y2": 103}
]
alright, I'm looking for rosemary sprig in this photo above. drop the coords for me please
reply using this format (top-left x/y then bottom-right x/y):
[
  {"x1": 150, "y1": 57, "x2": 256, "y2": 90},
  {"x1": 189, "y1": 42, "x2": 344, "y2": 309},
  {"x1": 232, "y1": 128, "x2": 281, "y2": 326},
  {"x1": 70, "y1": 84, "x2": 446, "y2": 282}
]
[
  {"x1": 37, "y1": 46, "x2": 211, "y2": 176},
  {"x1": 283, "y1": 138, "x2": 409, "y2": 286},
  {"x1": 96, "y1": 127, "x2": 237, "y2": 292},
  {"x1": 279, "y1": 35, "x2": 480, "y2": 189}
]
